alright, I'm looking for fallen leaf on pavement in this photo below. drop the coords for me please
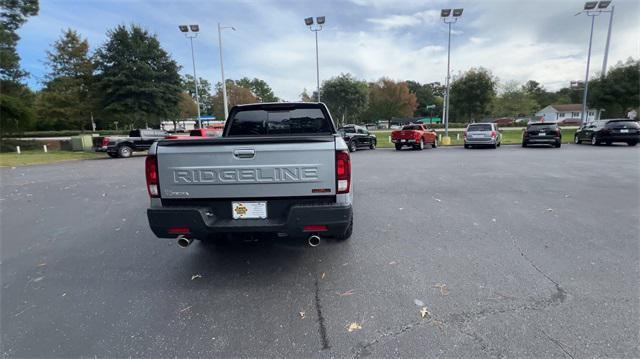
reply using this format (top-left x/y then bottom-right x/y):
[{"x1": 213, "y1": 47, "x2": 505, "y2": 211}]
[
  {"x1": 179, "y1": 306, "x2": 192, "y2": 313},
  {"x1": 433, "y1": 283, "x2": 449, "y2": 296},
  {"x1": 337, "y1": 289, "x2": 355, "y2": 296},
  {"x1": 388, "y1": 261, "x2": 397, "y2": 265},
  {"x1": 433, "y1": 198, "x2": 442, "y2": 202},
  {"x1": 299, "y1": 311, "x2": 306, "y2": 319},
  {"x1": 347, "y1": 322, "x2": 362, "y2": 332},
  {"x1": 321, "y1": 272, "x2": 326, "y2": 279},
  {"x1": 546, "y1": 208, "x2": 554, "y2": 212},
  {"x1": 420, "y1": 307, "x2": 431, "y2": 319},
  {"x1": 37, "y1": 262, "x2": 46, "y2": 267},
  {"x1": 191, "y1": 274, "x2": 202, "y2": 280}
]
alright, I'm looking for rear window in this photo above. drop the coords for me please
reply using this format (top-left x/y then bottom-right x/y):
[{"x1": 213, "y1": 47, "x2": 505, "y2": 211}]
[
  {"x1": 402, "y1": 125, "x2": 422, "y2": 130},
  {"x1": 528, "y1": 123, "x2": 558, "y2": 131},
  {"x1": 189, "y1": 130, "x2": 202, "y2": 136},
  {"x1": 467, "y1": 124, "x2": 492, "y2": 131},
  {"x1": 227, "y1": 108, "x2": 332, "y2": 136},
  {"x1": 606, "y1": 121, "x2": 639, "y2": 129}
]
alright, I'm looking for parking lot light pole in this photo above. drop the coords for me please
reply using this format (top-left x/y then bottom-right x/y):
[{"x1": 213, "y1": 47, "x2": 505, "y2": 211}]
[
  {"x1": 601, "y1": 4, "x2": 615, "y2": 78},
  {"x1": 218, "y1": 23, "x2": 236, "y2": 121},
  {"x1": 305, "y1": 16, "x2": 325, "y2": 102},
  {"x1": 576, "y1": 1, "x2": 612, "y2": 125},
  {"x1": 179, "y1": 25, "x2": 202, "y2": 128},
  {"x1": 441, "y1": 8, "x2": 462, "y2": 143}
]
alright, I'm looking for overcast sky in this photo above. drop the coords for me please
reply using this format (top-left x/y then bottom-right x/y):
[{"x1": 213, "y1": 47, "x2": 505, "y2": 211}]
[{"x1": 17, "y1": 0, "x2": 640, "y2": 101}]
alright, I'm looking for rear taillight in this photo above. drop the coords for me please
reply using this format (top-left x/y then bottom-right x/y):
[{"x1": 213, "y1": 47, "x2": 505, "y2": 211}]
[
  {"x1": 101, "y1": 137, "x2": 110, "y2": 147},
  {"x1": 491, "y1": 130, "x2": 497, "y2": 138},
  {"x1": 145, "y1": 155, "x2": 159, "y2": 197},
  {"x1": 336, "y1": 150, "x2": 351, "y2": 194}
]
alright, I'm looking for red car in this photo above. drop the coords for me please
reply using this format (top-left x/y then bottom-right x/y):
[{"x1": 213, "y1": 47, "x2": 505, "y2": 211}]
[{"x1": 391, "y1": 124, "x2": 438, "y2": 150}]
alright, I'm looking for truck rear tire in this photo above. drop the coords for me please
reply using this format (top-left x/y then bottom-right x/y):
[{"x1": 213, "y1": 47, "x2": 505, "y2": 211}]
[{"x1": 335, "y1": 217, "x2": 353, "y2": 241}]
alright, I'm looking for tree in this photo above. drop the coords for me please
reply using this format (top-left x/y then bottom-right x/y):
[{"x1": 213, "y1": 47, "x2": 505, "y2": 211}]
[
  {"x1": 0, "y1": 0, "x2": 39, "y2": 81},
  {"x1": 35, "y1": 29, "x2": 94, "y2": 130},
  {"x1": 491, "y1": 81, "x2": 539, "y2": 118},
  {"x1": 299, "y1": 88, "x2": 314, "y2": 102},
  {"x1": 367, "y1": 78, "x2": 417, "y2": 122},
  {"x1": 181, "y1": 74, "x2": 214, "y2": 115},
  {"x1": 236, "y1": 77, "x2": 279, "y2": 102},
  {"x1": 0, "y1": 0, "x2": 39, "y2": 136},
  {"x1": 93, "y1": 25, "x2": 182, "y2": 129},
  {"x1": 0, "y1": 82, "x2": 35, "y2": 135},
  {"x1": 178, "y1": 92, "x2": 198, "y2": 118},
  {"x1": 320, "y1": 73, "x2": 369, "y2": 126},
  {"x1": 449, "y1": 68, "x2": 497, "y2": 122},
  {"x1": 211, "y1": 80, "x2": 258, "y2": 120},
  {"x1": 406, "y1": 80, "x2": 442, "y2": 118},
  {"x1": 588, "y1": 58, "x2": 639, "y2": 118}
]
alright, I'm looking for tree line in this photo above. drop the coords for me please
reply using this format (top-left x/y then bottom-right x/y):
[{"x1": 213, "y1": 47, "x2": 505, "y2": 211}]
[{"x1": 313, "y1": 60, "x2": 639, "y2": 126}]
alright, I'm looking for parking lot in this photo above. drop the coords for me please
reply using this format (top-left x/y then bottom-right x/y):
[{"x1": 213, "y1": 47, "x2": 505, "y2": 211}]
[{"x1": 1, "y1": 144, "x2": 638, "y2": 357}]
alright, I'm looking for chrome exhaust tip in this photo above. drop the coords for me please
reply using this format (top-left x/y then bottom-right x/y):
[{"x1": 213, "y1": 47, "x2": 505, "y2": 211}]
[
  {"x1": 307, "y1": 235, "x2": 321, "y2": 247},
  {"x1": 177, "y1": 235, "x2": 194, "y2": 248}
]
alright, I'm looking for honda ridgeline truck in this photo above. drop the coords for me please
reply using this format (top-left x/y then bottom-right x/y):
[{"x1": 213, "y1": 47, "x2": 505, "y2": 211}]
[{"x1": 146, "y1": 103, "x2": 353, "y2": 247}]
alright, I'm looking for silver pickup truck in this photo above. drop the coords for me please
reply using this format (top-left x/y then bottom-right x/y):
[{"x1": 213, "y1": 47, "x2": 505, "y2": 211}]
[{"x1": 145, "y1": 102, "x2": 353, "y2": 247}]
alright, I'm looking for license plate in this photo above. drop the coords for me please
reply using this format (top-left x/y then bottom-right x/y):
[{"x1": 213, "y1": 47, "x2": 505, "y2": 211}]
[
  {"x1": 538, "y1": 132, "x2": 546, "y2": 136},
  {"x1": 401, "y1": 139, "x2": 406, "y2": 142},
  {"x1": 620, "y1": 129, "x2": 629, "y2": 133},
  {"x1": 232, "y1": 201, "x2": 267, "y2": 219}
]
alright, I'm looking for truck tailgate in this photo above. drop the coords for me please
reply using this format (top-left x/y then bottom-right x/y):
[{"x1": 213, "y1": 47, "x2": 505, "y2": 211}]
[{"x1": 156, "y1": 137, "x2": 336, "y2": 199}]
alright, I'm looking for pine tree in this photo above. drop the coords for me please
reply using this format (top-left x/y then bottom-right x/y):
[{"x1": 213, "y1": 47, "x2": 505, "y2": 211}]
[
  {"x1": 94, "y1": 25, "x2": 182, "y2": 129},
  {"x1": 35, "y1": 29, "x2": 94, "y2": 130}
]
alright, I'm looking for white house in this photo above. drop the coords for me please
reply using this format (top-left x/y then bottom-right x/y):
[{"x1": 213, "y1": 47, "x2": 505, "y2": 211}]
[{"x1": 535, "y1": 104, "x2": 597, "y2": 123}]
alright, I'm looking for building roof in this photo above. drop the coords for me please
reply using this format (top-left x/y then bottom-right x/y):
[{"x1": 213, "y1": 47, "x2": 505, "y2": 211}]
[{"x1": 549, "y1": 104, "x2": 583, "y2": 112}]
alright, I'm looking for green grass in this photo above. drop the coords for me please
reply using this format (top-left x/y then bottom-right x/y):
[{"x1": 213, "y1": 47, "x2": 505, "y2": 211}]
[
  {"x1": 374, "y1": 129, "x2": 576, "y2": 147},
  {"x1": 0, "y1": 150, "x2": 105, "y2": 167}
]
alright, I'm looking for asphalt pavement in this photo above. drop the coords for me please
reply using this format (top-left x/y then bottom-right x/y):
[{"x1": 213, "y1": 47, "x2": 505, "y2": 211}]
[{"x1": 1, "y1": 144, "x2": 639, "y2": 358}]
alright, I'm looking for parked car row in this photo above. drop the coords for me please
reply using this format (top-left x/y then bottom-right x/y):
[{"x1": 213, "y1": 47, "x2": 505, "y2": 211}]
[{"x1": 101, "y1": 119, "x2": 638, "y2": 159}]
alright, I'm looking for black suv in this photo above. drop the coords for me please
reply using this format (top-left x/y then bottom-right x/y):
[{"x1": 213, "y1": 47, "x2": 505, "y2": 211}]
[
  {"x1": 522, "y1": 123, "x2": 562, "y2": 148},
  {"x1": 574, "y1": 119, "x2": 639, "y2": 146},
  {"x1": 338, "y1": 125, "x2": 377, "y2": 152}
]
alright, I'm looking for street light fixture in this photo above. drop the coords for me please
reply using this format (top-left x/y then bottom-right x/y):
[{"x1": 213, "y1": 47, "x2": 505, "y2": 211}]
[
  {"x1": 179, "y1": 24, "x2": 202, "y2": 128},
  {"x1": 575, "y1": 1, "x2": 614, "y2": 124},
  {"x1": 440, "y1": 7, "x2": 462, "y2": 142},
  {"x1": 305, "y1": 16, "x2": 325, "y2": 102},
  {"x1": 218, "y1": 23, "x2": 236, "y2": 121},
  {"x1": 584, "y1": 1, "x2": 598, "y2": 10}
]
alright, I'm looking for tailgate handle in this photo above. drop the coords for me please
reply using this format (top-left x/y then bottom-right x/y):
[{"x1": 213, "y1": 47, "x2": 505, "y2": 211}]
[{"x1": 233, "y1": 149, "x2": 255, "y2": 159}]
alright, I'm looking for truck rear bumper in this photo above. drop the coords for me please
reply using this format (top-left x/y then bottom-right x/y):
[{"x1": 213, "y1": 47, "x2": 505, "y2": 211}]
[{"x1": 147, "y1": 203, "x2": 352, "y2": 239}]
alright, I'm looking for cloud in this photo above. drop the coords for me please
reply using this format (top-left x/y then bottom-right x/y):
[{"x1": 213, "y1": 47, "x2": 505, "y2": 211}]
[
  {"x1": 367, "y1": 10, "x2": 440, "y2": 30},
  {"x1": 469, "y1": 37, "x2": 488, "y2": 45}
]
